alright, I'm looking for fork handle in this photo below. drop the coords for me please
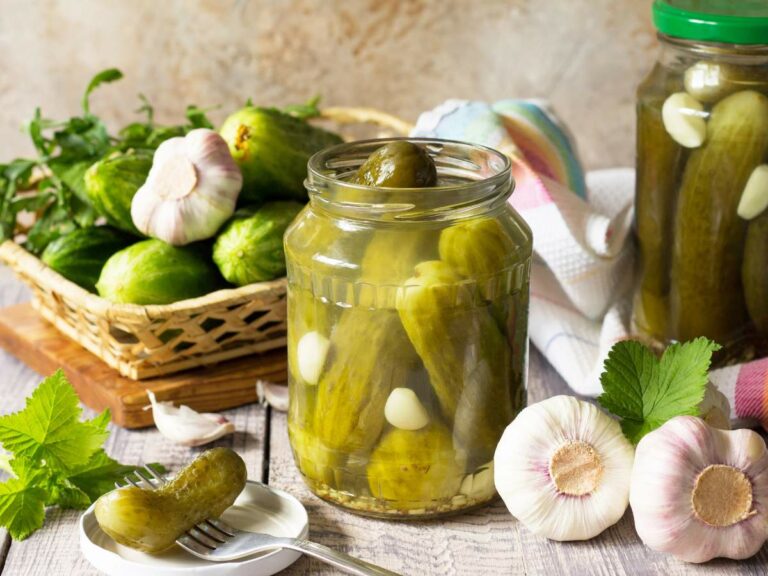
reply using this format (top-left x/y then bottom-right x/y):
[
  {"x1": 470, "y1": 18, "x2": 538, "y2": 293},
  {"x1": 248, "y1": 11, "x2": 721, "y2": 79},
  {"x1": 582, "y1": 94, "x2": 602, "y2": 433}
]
[{"x1": 284, "y1": 539, "x2": 403, "y2": 576}]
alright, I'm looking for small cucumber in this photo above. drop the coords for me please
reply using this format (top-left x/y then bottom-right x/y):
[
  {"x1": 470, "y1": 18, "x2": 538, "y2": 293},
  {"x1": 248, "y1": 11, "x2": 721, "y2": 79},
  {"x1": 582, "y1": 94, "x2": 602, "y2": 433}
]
[
  {"x1": 743, "y1": 210, "x2": 768, "y2": 336},
  {"x1": 669, "y1": 90, "x2": 768, "y2": 343},
  {"x1": 94, "y1": 448, "x2": 247, "y2": 553}
]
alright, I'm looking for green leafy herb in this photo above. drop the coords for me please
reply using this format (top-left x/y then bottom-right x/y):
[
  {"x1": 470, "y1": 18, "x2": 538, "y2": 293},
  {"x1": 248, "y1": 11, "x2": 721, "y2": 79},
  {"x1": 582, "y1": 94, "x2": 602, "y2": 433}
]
[
  {"x1": 0, "y1": 370, "x2": 160, "y2": 541},
  {"x1": 597, "y1": 337, "x2": 721, "y2": 444},
  {"x1": 0, "y1": 68, "x2": 217, "y2": 253}
]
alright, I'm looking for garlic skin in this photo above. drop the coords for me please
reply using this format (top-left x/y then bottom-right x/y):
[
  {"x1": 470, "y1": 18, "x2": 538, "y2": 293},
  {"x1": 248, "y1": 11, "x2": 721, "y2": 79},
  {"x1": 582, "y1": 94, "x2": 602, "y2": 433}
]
[
  {"x1": 146, "y1": 391, "x2": 235, "y2": 446},
  {"x1": 631, "y1": 416, "x2": 768, "y2": 563},
  {"x1": 131, "y1": 129, "x2": 242, "y2": 246},
  {"x1": 494, "y1": 395, "x2": 635, "y2": 541},
  {"x1": 256, "y1": 379, "x2": 289, "y2": 412},
  {"x1": 699, "y1": 381, "x2": 731, "y2": 430}
]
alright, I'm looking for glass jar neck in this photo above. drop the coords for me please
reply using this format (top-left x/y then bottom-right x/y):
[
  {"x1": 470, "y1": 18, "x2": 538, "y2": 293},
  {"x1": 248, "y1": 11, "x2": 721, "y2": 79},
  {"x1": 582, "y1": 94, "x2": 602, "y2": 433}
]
[
  {"x1": 305, "y1": 138, "x2": 513, "y2": 223},
  {"x1": 658, "y1": 33, "x2": 768, "y2": 63}
]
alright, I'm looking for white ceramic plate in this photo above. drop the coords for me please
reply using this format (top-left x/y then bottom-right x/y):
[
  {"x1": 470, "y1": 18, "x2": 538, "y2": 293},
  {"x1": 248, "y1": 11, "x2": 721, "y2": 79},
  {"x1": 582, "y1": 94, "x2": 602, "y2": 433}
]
[{"x1": 80, "y1": 481, "x2": 309, "y2": 576}]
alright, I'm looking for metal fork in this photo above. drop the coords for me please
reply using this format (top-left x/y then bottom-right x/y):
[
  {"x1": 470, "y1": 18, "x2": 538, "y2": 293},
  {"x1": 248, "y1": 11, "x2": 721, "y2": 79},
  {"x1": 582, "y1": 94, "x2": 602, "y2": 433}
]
[{"x1": 116, "y1": 466, "x2": 402, "y2": 576}]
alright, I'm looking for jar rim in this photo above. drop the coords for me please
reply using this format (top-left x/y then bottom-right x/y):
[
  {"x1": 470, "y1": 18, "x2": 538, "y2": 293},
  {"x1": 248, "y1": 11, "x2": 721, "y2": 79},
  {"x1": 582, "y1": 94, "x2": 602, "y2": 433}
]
[{"x1": 305, "y1": 137, "x2": 514, "y2": 222}]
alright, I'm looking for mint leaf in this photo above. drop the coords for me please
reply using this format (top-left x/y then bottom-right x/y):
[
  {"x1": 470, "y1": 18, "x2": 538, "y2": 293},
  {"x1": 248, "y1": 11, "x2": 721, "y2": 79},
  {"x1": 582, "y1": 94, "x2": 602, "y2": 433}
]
[
  {"x1": 597, "y1": 338, "x2": 720, "y2": 444},
  {"x1": 0, "y1": 370, "x2": 108, "y2": 470},
  {"x1": 0, "y1": 460, "x2": 49, "y2": 541},
  {"x1": 66, "y1": 450, "x2": 138, "y2": 502}
]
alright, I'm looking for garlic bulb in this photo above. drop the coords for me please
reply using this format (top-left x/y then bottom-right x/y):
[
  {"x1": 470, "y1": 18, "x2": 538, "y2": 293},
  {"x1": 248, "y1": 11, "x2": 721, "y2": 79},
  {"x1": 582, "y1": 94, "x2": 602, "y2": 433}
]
[
  {"x1": 631, "y1": 416, "x2": 768, "y2": 563},
  {"x1": 131, "y1": 129, "x2": 242, "y2": 246},
  {"x1": 146, "y1": 391, "x2": 235, "y2": 446},
  {"x1": 494, "y1": 395, "x2": 635, "y2": 541}
]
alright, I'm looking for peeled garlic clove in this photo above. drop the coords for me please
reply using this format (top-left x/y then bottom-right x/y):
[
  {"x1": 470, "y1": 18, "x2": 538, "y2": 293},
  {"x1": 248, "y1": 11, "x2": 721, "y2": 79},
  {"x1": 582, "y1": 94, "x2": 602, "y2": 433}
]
[
  {"x1": 256, "y1": 379, "x2": 289, "y2": 412},
  {"x1": 631, "y1": 416, "x2": 768, "y2": 563},
  {"x1": 384, "y1": 387, "x2": 430, "y2": 431},
  {"x1": 131, "y1": 129, "x2": 243, "y2": 246},
  {"x1": 662, "y1": 92, "x2": 707, "y2": 148},
  {"x1": 296, "y1": 331, "x2": 330, "y2": 385},
  {"x1": 146, "y1": 391, "x2": 235, "y2": 446},
  {"x1": 737, "y1": 164, "x2": 768, "y2": 220},
  {"x1": 494, "y1": 395, "x2": 635, "y2": 541}
]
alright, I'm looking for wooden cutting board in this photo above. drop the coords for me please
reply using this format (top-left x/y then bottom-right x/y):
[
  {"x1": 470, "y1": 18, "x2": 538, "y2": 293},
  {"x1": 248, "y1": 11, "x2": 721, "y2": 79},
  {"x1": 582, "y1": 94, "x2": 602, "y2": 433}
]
[{"x1": 0, "y1": 302, "x2": 287, "y2": 428}]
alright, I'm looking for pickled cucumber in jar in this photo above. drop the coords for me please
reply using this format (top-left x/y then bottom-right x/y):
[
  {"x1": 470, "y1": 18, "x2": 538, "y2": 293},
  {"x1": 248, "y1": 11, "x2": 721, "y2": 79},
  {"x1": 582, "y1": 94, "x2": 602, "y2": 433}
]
[
  {"x1": 285, "y1": 138, "x2": 530, "y2": 518},
  {"x1": 633, "y1": 1, "x2": 768, "y2": 360}
]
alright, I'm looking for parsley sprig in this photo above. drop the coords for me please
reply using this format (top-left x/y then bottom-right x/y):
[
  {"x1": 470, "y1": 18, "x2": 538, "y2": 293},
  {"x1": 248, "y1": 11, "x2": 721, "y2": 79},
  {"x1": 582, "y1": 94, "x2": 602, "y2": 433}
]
[
  {"x1": 597, "y1": 337, "x2": 721, "y2": 444},
  {"x1": 0, "y1": 370, "x2": 159, "y2": 541}
]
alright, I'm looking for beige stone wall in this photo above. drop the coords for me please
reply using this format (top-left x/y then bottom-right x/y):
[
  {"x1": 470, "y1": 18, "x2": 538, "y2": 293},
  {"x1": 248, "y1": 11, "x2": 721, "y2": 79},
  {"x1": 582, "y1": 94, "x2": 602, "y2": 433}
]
[{"x1": 0, "y1": 0, "x2": 657, "y2": 169}]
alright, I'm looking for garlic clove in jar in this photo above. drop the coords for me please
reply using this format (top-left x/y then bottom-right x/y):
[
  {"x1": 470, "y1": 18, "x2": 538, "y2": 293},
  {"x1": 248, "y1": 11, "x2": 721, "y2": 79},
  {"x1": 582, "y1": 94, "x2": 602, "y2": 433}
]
[
  {"x1": 737, "y1": 164, "x2": 768, "y2": 221},
  {"x1": 630, "y1": 416, "x2": 768, "y2": 563},
  {"x1": 131, "y1": 129, "x2": 243, "y2": 246},
  {"x1": 146, "y1": 391, "x2": 235, "y2": 446},
  {"x1": 662, "y1": 92, "x2": 707, "y2": 148},
  {"x1": 494, "y1": 395, "x2": 635, "y2": 541},
  {"x1": 384, "y1": 387, "x2": 430, "y2": 431},
  {"x1": 296, "y1": 331, "x2": 330, "y2": 386}
]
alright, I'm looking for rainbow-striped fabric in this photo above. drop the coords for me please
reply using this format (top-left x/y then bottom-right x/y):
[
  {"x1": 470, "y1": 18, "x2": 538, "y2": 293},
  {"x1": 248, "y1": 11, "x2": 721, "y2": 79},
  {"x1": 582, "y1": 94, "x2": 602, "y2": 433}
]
[{"x1": 412, "y1": 99, "x2": 768, "y2": 431}]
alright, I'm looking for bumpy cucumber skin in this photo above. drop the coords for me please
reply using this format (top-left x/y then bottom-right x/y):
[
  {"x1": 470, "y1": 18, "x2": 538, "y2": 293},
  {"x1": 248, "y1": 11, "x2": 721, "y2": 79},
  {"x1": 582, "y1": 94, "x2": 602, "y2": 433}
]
[
  {"x1": 743, "y1": 210, "x2": 768, "y2": 336},
  {"x1": 670, "y1": 90, "x2": 768, "y2": 344},
  {"x1": 41, "y1": 226, "x2": 131, "y2": 292},
  {"x1": 84, "y1": 153, "x2": 151, "y2": 236},
  {"x1": 219, "y1": 107, "x2": 343, "y2": 203},
  {"x1": 213, "y1": 201, "x2": 303, "y2": 286},
  {"x1": 634, "y1": 71, "x2": 687, "y2": 341},
  {"x1": 94, "y1": 448, "x2": 247, "y2": 553},
  {"x1": 366, "y1": 422, "x2": 464, "y2": 510},
  {"x1": 96, "y1": 239, "x2": 222, "y2": 305}
]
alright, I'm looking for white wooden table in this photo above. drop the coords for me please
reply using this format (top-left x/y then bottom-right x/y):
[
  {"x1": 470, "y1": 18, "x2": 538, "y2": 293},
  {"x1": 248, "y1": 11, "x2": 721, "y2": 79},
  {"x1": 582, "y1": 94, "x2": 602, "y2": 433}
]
[{"x1": 0, "y1": 266, "x2": 766, "y2": 575}]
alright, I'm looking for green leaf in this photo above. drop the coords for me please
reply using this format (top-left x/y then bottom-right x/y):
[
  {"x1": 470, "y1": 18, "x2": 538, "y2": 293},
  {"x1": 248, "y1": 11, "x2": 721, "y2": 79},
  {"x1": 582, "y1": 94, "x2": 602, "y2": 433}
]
[
  {"x1": 282, "y1": 96, "x2": 322, "y2": 120},
  {"x1": 0, "y1": 370, "x2": 108, "y2": 470},
  {"x1": 82, "y1": 68, "x2": 123, "y2": 115},
  {"x1": 0, "y1": 460, "x2": 48, "y2": 541},
  {"x1": 597, "y1": 338, "x2": 720, "y2": 444},
  {"x1": 185, "y1": 105, "x2": 214, "y2": 129},
  {"x1": 65, "y1": 450, "x2": 136, "y2": 502}
]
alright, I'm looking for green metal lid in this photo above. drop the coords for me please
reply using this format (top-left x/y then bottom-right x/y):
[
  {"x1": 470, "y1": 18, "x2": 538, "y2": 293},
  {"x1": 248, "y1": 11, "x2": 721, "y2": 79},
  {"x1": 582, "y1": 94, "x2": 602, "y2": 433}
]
[{"x1": 653, "y1": 1, "x2": 768, "y2": 44}]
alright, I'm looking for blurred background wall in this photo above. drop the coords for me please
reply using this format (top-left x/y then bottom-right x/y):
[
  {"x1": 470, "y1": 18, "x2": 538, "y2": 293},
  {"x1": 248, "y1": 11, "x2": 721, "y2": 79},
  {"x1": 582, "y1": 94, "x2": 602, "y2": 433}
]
[{"x1": 0, "y1": 0, "x2": 656, "y2": 169}]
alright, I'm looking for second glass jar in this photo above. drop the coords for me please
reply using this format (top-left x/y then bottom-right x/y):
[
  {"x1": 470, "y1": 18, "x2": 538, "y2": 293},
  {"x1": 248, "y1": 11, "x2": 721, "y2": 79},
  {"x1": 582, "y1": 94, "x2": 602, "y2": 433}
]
[{"x1": 284, "y1": 138, "x2": 531, "y2": 518}]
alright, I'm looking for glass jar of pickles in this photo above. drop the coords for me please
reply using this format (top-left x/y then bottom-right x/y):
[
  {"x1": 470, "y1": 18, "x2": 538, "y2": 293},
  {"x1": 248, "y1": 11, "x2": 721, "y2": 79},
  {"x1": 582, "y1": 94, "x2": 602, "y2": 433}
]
[
  {"x1": 284, "y1": 138, "x2": 531, "y2": 518},
  {"x1": 634, "y1": 1, "x2": 768, "y2": 362}
]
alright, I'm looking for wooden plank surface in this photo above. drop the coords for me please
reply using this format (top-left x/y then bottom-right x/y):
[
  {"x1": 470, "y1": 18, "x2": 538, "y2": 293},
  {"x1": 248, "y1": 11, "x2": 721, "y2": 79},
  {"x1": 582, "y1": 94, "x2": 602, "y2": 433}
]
[
  {"x1": 0, "y1": 302, "x2": 287, "y2": 428},
  {"x1": 2, "y1": 263, "x2": 768, "y2": 574}
]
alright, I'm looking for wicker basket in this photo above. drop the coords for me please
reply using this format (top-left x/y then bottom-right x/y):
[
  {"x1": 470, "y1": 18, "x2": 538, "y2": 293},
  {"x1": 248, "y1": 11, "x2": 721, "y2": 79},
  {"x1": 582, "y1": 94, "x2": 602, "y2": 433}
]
[{"x1": 0, "y1": 107, "x2": 411, "y2": 380}]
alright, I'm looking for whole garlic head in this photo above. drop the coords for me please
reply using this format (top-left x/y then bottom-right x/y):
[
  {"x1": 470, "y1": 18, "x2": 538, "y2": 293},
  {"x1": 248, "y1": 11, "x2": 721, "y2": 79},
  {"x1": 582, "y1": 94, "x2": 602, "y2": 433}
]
[
  {"x1": 494, "y1": 395, "x2": 635, "y2": 541},
  {"x1": 631, "y1": 416, "x2": 768, "y2": 563},
  {"x1": 131, "y1": 129, "x2": 242, "y2": 245}
]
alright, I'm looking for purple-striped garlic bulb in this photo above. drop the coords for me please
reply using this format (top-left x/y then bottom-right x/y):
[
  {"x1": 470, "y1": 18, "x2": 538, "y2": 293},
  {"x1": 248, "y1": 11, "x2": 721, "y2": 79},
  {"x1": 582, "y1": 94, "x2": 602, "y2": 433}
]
[
  {"x1": 631, "y1": 416, "x2": 768, "y2": 563},
  {"x1": 494, "y1": 395, "x2": 635, "y2": 541}
]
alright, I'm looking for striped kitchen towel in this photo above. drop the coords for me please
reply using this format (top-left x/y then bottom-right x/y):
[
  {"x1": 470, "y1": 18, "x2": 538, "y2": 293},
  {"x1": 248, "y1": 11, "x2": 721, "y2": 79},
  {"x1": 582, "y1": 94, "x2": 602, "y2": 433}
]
[{"x1": 411, "y1": 99, "x2": 768, "y2": 429}]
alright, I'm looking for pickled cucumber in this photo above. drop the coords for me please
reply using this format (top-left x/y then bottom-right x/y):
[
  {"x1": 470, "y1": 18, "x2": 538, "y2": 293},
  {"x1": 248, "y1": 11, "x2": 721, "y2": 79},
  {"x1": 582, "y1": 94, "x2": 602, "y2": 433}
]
[
  {"x1": 367, "y1": 422, "x2": 464, "y2": 509},
  {"x1": 685, "y1": 61, "x2": 768, "y2": 104},
  {"x1": 397, "y1": 260, "x2": 515, "y2": 465},
  {"x1": 355, "y1": 141, "x2": 437, "y2": 188},
  {"x1": 743, "y1": 209, "x2": 768, "y2": 336},
  {"x1": 438, "y1": 218, "x2": 514, "y2": 279},
  {"x1": 94, "y1": 448, "x2": 247, "y2": 553},
  {"x1": 670, "y1": 90, "x2": 768, "y2": 343},
  {"x1": 635, "y1": 75, "x2": 687, "y2": 340}
]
